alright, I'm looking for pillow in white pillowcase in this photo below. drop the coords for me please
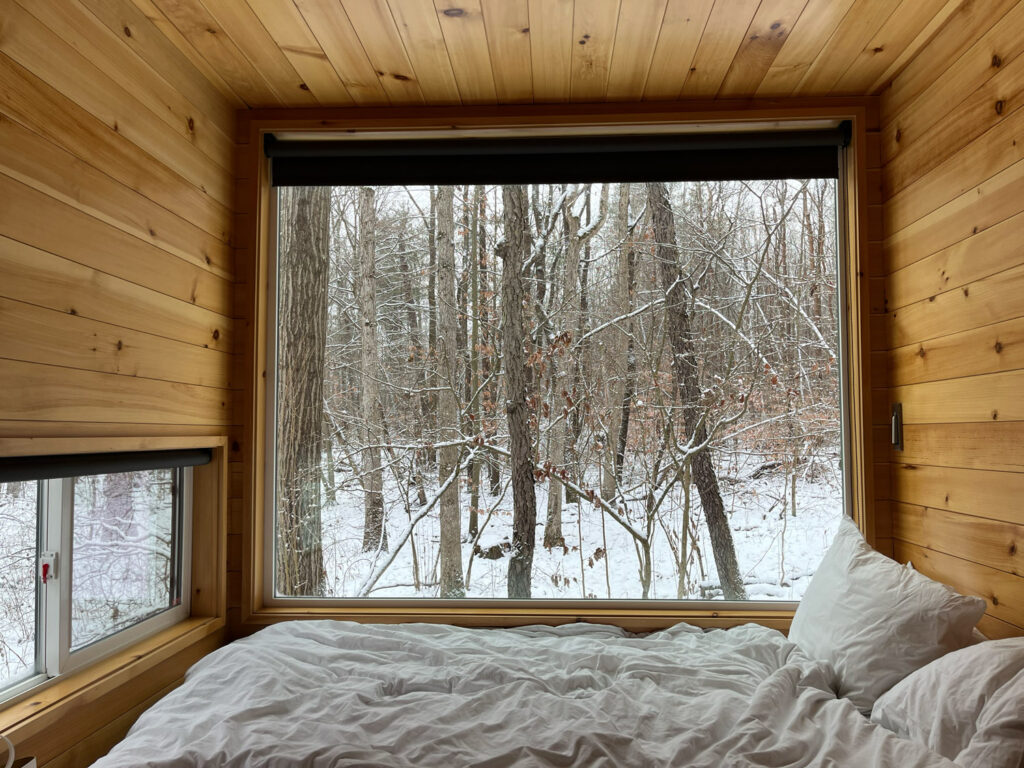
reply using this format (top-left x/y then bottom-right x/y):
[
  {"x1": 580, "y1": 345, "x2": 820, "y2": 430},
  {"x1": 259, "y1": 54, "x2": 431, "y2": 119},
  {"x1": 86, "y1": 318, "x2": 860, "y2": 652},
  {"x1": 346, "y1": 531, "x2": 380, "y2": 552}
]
[
  {"x1": 955, "y1": 667, "x2": 1024, "y2": 768},
  {"x1": 789, "y1": 515, "x2": 986, "y2": 713},
  {"x1": 871, "y1": 638, "x2": 1024, "y2": 761}
]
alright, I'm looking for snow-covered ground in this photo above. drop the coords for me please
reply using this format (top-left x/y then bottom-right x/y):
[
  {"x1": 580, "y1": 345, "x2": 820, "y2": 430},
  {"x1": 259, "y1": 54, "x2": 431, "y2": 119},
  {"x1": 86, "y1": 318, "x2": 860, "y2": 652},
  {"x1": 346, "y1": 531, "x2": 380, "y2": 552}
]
[{"x1": 317, "y1": 452, "x2": 844, "y2": 601}]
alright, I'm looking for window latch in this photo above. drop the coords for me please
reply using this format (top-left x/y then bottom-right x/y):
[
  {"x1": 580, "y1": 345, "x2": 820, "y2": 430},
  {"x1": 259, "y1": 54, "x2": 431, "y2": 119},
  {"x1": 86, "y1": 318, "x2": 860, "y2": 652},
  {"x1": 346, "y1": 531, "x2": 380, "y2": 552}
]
[{"x1": 39, "y1": 551, "x2": 58, "y2": 584}]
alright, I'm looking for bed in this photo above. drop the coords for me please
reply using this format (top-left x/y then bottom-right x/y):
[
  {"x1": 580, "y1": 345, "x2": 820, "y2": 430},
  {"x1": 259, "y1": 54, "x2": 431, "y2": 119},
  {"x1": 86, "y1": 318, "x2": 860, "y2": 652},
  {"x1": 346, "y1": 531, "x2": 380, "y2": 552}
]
[{"x1": 93, "y1": 519, "x2": 1024, "y2": 768}]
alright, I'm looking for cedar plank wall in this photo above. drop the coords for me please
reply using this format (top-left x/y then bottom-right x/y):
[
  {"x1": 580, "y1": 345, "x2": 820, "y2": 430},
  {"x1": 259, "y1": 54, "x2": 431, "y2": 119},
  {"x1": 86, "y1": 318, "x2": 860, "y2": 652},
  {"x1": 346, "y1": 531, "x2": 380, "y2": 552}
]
[
  {"x1": 877, "y1": 0, "x2": 1024, "y2": 639},
  {"x1": 0, "y1": 0, "x2": 236, "y2": 761}
]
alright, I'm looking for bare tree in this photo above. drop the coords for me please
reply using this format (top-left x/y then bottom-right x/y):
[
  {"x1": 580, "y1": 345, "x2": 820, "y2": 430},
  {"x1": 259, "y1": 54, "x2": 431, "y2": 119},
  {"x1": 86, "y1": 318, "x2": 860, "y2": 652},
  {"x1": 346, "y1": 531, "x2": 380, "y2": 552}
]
[
  {"x1": 276, "y1": 185, "x2": 329, "y2": 595},
  {"x1": 502, "y1": 184, "x2": 538, "y2": 599},
  {"x1": 647, "y1": 181, "x2": 746, "y2": 601},
  {"x1": 358, "y1": 186, "x2": 387, "y2": 552},
  {"x1": 436, "y1": 185, "x2": 465, "y2": 598}
]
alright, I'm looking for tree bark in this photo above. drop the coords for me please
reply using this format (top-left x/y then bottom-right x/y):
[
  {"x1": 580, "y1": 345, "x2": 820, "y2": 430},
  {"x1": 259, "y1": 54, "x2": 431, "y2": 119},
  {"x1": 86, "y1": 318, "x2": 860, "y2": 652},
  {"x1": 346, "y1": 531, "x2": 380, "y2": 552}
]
[
  {"x1": 436, "y1": 185, "x2": 465, "y2": 597},
  {"x1": 357, "y1": 187, "x2": 387, "y2": 552},
  {"x1": 502, "y1": 184, "x2": 538, "y2": 599},
  {"x1": 275, "y1": 185, "x2": 329, "y2": 596},
  {"x1": 646, "y1": 181, "x2": 746, "y2": 601}
]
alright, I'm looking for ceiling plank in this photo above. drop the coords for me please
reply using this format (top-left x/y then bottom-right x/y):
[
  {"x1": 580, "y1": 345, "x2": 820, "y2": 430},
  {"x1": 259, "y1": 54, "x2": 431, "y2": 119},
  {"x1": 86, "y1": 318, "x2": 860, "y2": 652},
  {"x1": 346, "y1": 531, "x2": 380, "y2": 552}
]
[
  {"x1": 679, "y1": 0, "x2": 760, "y2": 98},
  {"x1": 146, "y1": 0, "x2": 281, "y2": 106},
  {"x1": 341, "y1": 0, "x2": 426, "y2": 104},
  {"x1": 527, "y1": 0, "x2": 573, "y2": 103},
  {"x1": 197, "y1": 0, "x2": 318, "y2": 105},
  {"x1": 718, "y1": 0, "x2": 811, "y2": 98},
  {"x1": 480, "y1": 0, "x2": 533, "y2": 103},
  {"x1": 387, "y1": 0, "x2": 461, "y2": 104},
  {"x1": 570, "y1": 0, "x2": 621, "y2": 102},
  {"x1": 754, "y1": 0, "x2": 856, "y2": 97},
  {"x1": 292, "y1": 0, "x2": 390, "y2": 105},
  {"x1": 244, "y1": 0, "x2": 354, "y2": 106},
  {"x1": 433, "y1": 0, "x2": 498, "y2": 103},
  {"x1": 643, "y1": 0, "x2": 714, "y2": 100},
  {"x1": 606, "y1": 0, "x2": 668, "y2": 101}
]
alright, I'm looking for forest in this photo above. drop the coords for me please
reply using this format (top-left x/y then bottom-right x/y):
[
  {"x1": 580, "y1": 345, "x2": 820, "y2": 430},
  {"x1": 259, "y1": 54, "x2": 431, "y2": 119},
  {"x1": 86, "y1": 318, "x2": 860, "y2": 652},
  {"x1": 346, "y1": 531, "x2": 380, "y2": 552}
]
[{"x1": 273, "y1": 177, "x2": 844, "y2": 603}]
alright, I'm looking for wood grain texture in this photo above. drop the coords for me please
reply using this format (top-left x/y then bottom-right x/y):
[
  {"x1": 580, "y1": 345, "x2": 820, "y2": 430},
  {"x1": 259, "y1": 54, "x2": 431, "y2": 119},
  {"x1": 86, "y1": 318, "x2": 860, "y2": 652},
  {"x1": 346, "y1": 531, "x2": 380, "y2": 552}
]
[
  {"x1": 881, "y1": 4, "x2": 1024, "y2": 639},
  {"x1": 71, "y1": 0, "x2": 962, "y2": 105}
]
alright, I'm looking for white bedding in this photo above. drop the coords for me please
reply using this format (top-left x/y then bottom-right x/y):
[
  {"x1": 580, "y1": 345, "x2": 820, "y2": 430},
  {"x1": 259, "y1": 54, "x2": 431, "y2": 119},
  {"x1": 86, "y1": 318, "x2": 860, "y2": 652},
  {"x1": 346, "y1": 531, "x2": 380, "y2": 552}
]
[{"x1": 93, "y1": 620, "x2": 959, "y2": 767}]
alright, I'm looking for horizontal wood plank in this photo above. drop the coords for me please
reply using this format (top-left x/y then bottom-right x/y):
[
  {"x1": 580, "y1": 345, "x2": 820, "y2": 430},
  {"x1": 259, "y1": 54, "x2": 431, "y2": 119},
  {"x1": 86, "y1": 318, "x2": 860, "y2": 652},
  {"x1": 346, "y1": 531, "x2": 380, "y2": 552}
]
[
  {"x1": 0, "y1": 114, "x2": 232, "y2": 279},
  {"x1": 0, "y1": 0, "x2": 233, "y2": 206},
  {"x1": 882, "y1": 262, "x2": 1024, "y2": 348},
  {"x1": 891, "y1": 503, "x2": 1024, "y2": 577},
  {"x1": 0, "y1": 236, "x2": 232, "y2": 353},
  {"x1": 885, "y1": 422, "x2": 1024, "y2": 473},
  {"x1": 893, "y1": 539, "x2": 1024, "y2": 628},
  {"x1": 878, "y1": 0, "x2": 1019, "y2": 118},
  {"x1": 884, "y1": 210, "x2": 1022, "y2": 309},
  {"x1": 889, "y1": 462, "x2": 1024, "y2": 526},
  {"x1": 0, "y1": 296, "x2": 234, "y2": 389},
  {"x1": 883, "y1": 157, "x2": 1024, "y2": 273},
  {"x1": 0, "y1": 359, "x2": 232, "y2": 426},
  {"x1": 883, "y1": 369, "x2": 1024, "y2": 425},
  {"x1": 0, "y1": 51, "x2": 231, "y2": 240},
  {"x1": 0, "y1": 174, "x2": 232, "y2": 317},
  {"x1": 887, "y1": 314, "x2": 1024, "y2": 387},
  {"x1": 885, "y1": 102, "x2": 1024, "y2": 234}
]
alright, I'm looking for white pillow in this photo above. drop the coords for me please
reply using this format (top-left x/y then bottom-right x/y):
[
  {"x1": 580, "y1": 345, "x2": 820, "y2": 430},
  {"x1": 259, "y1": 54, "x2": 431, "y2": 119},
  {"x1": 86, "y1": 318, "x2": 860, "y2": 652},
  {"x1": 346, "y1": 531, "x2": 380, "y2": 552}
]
[
  {"x1": 956, "y1": 667, "x2": 1024, "y2": 768},
  {"x1": 871, "y1": 638, "x2": 1024, "y2": 761},
  {"x1": 789, "y1": 515, "x2": 986, "y2": 713}
]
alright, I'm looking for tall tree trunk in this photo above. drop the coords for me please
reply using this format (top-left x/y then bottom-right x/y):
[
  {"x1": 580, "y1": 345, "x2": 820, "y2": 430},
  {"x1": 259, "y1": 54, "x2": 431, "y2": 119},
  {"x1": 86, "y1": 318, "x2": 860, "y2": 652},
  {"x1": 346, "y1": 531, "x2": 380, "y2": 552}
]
[
  {"x1": 646, "y1": 181, "x2": 746, "y2": 601},
  {"x1": 358, "y1": 187, "x2": 387, "y2": 552},
  {"x1": 502, "y1": 184, "x2": 538, "y2": 599},
  {"x1": 425, "y1": 186, "x2": 438, "y2": 467},
  {"x1": 398, "y1": 232, "x2": 429, "y2": 508},
  {"x1": 275, "y1": 185, "x2": 329, "y2": 596},
  {"x1": 615, "y1": 236, "x2": 638, "y2": 482},
  {"x1": 436, "y1": 185, "x2": 465, "y2": 597},
  {"x1": 468, "y1": 185, "x2": 482, "y2": 538},
  {"x1": 603, "y1": 183, "x2": 631, "y2": 499}
]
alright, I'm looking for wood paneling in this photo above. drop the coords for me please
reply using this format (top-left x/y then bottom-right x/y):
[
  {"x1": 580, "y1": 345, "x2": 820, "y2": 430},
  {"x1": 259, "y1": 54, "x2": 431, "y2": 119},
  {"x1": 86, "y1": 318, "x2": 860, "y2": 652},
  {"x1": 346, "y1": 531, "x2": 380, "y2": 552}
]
[
  {"x1": 880, "y1": 3, "x2": 1024, "y2": 637},
  {"x1": 0, "y1": 0, "x2": 236, "y2": 756},
  {"x1": 126, "y1": 0, "x2": 956, "y2": 106}
]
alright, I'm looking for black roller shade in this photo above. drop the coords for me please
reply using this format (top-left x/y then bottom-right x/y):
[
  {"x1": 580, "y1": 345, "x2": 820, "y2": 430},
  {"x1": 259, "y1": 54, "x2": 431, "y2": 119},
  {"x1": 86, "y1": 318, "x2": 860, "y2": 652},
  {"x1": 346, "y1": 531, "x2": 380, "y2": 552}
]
[
  {"x1": 0, "y1": 449, "x2": 212, "y2": 484},
  {"x1": 265, "y1": 123, "x2": 849, "y2": 186}
]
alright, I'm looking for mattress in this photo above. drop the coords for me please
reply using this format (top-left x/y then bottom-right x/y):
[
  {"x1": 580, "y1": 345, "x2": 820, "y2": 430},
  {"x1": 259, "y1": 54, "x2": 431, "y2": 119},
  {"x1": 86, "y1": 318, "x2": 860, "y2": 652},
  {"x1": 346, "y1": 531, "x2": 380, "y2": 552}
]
[{"x1": 92, "y1": 620, "x2": 958, "y2": 767}]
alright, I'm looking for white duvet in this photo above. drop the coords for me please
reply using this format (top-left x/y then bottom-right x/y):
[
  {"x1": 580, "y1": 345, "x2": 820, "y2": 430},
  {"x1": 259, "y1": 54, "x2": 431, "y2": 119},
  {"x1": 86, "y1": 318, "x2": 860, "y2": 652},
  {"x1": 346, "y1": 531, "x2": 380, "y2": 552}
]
[{"x1": 93, "y1": 620, "x2": 958, "y2": 767}]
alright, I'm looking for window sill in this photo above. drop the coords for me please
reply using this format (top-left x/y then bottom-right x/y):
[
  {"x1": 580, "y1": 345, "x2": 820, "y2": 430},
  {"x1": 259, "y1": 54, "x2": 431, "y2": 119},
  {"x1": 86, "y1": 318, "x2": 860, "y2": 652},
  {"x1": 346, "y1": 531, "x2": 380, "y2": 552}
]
[
  {"x1": 0, "y1": 616, "x2": 224, "y2": 748},
  {"x1": 241, "y1": 603, "x2": 795, "y2": 635}
]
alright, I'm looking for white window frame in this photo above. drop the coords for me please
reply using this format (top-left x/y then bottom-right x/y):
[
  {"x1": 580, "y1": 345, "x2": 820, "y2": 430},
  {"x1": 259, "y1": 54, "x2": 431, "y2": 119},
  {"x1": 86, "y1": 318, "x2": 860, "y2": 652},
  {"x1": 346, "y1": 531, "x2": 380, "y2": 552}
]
[{"x1": 0, "y1": 468, "x2": 192, "y2": 704}]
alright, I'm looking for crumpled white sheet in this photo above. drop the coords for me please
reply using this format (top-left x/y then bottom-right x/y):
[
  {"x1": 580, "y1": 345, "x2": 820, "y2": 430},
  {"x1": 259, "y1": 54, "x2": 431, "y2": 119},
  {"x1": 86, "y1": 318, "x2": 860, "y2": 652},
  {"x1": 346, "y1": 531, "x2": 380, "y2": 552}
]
[{"x1": 92, "y1": 620, "x2": 959, "y2": 767}]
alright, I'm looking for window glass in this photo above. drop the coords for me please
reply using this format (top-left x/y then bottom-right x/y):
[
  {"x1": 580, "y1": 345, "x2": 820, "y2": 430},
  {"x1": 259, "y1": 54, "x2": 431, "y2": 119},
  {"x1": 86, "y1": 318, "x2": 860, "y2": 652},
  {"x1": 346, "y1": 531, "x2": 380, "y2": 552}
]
[
  {"x1": 273, "y1": 180, "x2": 843, "y2": 601},
  {"x1": 0, "y1": 481, "x2": 38, "y2": 688},
  {"x1": 71, "y1": 469, "x2": 180, "y2": 651}
]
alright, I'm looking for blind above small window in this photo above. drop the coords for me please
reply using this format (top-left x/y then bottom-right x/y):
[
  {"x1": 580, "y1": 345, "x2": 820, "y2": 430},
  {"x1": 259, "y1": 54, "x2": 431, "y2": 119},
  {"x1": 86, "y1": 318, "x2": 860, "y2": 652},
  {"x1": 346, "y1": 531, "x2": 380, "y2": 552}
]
[
  {"x1": 264, "y1": 123, "x2": 850, "y2": 187},
  {"x1": 0, "y1": 448, "x2": 212, "y2": 483}
]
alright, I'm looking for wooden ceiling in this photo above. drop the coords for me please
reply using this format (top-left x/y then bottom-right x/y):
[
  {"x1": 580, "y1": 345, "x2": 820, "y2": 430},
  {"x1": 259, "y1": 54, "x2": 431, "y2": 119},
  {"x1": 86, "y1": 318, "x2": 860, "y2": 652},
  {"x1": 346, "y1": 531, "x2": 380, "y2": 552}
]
[{"x1": 128, "y1": 0, "x2": 962, "y2": 108}]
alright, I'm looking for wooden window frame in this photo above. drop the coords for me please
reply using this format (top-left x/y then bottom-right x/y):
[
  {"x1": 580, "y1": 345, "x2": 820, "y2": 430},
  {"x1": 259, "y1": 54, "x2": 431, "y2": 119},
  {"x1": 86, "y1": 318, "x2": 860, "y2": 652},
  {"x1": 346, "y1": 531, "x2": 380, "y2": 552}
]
[
  {"x1": 0, "y1": 436, "x2": 227, "y2": 762},
  {"x1": 236, "y1": 101, "x2": 879, "y2": 636}
]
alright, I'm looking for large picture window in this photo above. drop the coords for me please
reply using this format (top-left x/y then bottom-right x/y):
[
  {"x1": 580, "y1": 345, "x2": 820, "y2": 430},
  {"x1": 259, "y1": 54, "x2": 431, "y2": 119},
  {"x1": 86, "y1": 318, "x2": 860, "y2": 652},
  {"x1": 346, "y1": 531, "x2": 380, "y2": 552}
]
[
  {"x1": 267, "y1": 129, "x2": 848, "y2": 603},
  {"x1": 0, "y1": 451, "x2": 200, "y2": 702}
]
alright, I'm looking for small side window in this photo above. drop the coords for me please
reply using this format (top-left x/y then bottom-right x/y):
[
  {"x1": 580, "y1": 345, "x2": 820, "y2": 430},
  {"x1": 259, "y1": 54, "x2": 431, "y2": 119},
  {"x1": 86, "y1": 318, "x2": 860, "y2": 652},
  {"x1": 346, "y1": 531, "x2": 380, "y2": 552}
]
[{"x1": 0, "y1": 450, "x2": 205, "y2": 703}]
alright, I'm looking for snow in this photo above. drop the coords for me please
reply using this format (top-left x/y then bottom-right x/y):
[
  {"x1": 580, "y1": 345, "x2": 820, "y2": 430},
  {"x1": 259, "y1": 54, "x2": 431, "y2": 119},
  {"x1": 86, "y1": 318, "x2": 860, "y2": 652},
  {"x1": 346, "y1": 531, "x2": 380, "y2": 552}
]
[{"x1": 314, "y1": 451, "x2": 843, "y2": 601}]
